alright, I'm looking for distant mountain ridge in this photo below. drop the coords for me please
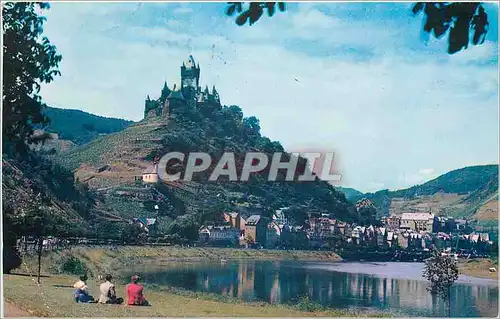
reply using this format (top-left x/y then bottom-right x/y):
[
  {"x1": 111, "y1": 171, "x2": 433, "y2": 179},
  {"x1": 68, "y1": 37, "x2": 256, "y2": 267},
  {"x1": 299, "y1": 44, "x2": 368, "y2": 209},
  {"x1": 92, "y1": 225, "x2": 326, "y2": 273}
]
[
  {"x1": 43, "y1": 106, "x2": 134, "y2": 145},
  {"x1": 335, "y1": 187, "x2": 364, "y2": 201},
  {"x1": 354, "y1": 165, "x2": 498, "y2": 228}
]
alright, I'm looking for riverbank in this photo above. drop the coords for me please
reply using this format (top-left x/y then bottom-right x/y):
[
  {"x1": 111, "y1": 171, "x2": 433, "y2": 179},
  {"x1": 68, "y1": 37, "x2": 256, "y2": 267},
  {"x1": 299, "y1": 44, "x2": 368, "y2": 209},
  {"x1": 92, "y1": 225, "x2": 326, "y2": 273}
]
[
  {"x1": 458, "y1": 258, "x2": 498, "y2": 279},
  {"x1": 3, "y1": 274, "x2": 388, "y2": 317},
  {"x1": 19, "y1": 246, "x2": 343, "y2": 278}
]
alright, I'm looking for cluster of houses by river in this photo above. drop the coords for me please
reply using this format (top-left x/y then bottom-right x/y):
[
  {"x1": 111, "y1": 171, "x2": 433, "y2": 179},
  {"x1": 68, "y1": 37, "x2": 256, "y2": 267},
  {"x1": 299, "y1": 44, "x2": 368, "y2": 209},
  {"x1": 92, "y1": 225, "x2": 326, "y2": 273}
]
[
  {"x1": 197, "y1": 209, "x2": 495, "y2": 254},
  {"x1": 17, "y1": 206, "x2": 495, "y2": 257}
]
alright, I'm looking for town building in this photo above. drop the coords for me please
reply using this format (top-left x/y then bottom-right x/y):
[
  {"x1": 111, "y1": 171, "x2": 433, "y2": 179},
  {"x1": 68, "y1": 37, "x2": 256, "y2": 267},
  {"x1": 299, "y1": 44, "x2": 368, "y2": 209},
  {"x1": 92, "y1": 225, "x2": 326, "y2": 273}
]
[
  {"x1": 199, "y1": 225, "x2": 240, "y2": 245},
  {"x1": 272, "y1": 208, "x2": 289, "y2": 227},
  {"x1": 400, "y1": 212, "x2": 437, "y2": 232},
  {"x1": 244, "y1": 215, "x2": 270, "y2": 246},
  {"x1": 397, "y1": 231, "x2": 410, "y2": 249},
  {"x1": 376, "y1": 227, "x2": 387, "y2": 247},
  {"x1": 266, "y1": 221, "x2": 281, "y2": 248},
  {"x1": 386, "y1": 215, "x2": 401, "y2": 230},
  {"x1": 386, "y1": 231, "x2": 397, "y2": 247},
  {"x1": 455, "y1": 219, "x2": 468, "y2": 231}
]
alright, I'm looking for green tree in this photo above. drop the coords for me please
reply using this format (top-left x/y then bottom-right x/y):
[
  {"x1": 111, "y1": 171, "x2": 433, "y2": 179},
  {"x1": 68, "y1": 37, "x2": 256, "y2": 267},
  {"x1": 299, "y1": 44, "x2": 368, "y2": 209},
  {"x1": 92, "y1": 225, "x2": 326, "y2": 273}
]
[
  {"x1": 422, "y1": 248, "x2": 459, "y2": 317},
  {"x1": 225, "y1": 2, "x2": 489, "y2": 55},
  {"x1": 2, "y1": 206, "x2": 22, "y2": 274},
  {"x1": 244, "y1": 234, "x2": 255, "y2": 247},
  {"x1": 166, "y1": 214, "x2": 200, "y2": 243},
  {"x1": 121, "y1": 223, "x2": 147, "y2": 244},
  {"x1": 2, "y1": 2, "x2": 62, "y2": 154},
  {"x1": 356, "y1": 198, "x2": 378, "y2": 226}
]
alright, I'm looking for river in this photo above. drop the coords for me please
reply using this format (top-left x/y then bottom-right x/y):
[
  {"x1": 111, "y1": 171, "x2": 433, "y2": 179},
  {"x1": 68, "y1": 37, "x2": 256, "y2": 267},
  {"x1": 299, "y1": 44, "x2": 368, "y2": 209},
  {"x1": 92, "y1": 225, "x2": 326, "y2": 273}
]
[{"x1": 129, "y1": 260, "x2": 498, "y2": 317}]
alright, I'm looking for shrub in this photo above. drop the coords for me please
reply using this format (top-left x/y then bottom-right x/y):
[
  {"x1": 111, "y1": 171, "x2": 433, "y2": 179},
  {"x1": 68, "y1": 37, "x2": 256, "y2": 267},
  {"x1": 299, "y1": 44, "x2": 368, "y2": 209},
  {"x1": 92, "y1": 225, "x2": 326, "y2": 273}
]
[
  {"x1": 59, "y1": 256, "x2": 88, "y2": 275},
  {"x1": 294, "y1": 296, "x2": 324, "y2": 312}
]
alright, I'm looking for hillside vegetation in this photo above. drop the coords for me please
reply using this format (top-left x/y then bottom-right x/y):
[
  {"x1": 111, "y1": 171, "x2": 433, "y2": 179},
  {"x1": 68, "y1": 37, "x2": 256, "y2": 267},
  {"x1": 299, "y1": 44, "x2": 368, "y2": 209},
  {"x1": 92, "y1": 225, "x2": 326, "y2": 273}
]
[
  {"x1": 356, "y1": 165, "x2": 498, "y2": 224},
  {"x1": 335, "y1": 187, "x2": 364, "y2": 201},
  {"x1": 43, "y1": 106, "x2": 133, "y2": 145}
]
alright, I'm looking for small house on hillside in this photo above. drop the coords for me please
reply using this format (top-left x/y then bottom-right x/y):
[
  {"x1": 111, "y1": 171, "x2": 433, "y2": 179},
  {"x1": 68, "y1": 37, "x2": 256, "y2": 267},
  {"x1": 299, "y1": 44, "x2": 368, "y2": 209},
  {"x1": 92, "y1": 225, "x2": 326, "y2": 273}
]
[
  {"x1": 142, "y1": 164, "x2": 158, "y2": 183},
  {"x1": 131, "y1": 218, "x2": 157, "y2": 233}
]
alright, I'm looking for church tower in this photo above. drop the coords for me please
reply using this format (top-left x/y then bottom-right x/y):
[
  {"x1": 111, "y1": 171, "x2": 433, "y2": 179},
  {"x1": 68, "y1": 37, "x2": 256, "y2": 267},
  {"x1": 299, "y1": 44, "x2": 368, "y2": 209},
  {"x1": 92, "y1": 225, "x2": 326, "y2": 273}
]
[{"x1": 180, "y1": 55, "x2": 200, "y2": 101}]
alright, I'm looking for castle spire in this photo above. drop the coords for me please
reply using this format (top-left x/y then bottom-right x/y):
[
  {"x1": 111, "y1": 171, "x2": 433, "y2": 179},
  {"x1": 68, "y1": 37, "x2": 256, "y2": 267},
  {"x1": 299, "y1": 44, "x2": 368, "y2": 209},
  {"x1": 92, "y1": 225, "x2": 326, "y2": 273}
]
[
  {"x1": 161, "y1": 81, "x2": 171, "y2": 101},
  {"x1": 212, "y1": 86, "x2": 220, "y2": 103}
]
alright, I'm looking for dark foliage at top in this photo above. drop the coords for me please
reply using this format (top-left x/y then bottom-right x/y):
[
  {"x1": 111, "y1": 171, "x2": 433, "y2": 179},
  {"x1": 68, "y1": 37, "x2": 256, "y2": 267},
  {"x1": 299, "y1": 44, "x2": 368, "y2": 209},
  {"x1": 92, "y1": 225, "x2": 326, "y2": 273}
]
[
  {"x1": 2, "y1": 2, "x2": 62, "y2": 154},
  {"x1": 412, "y1": 2, "x2": 489, "y2": 54},
  {"x1": 226, "y1": 2, "x2": 490, "y2": 55},
  {"x1": 43, "y1": 106, "x2": 134, "y2": 145},
  {"x1": 226, "y1": 2, "x2": 286, "y2": 26}
]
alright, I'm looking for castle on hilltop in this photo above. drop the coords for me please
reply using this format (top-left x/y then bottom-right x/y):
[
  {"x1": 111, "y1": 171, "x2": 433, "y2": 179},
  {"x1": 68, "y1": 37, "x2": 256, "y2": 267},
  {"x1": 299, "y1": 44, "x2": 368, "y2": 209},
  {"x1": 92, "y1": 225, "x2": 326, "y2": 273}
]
[{"x1": 144, "y1": 55, "x2": 221, "y2": 119}]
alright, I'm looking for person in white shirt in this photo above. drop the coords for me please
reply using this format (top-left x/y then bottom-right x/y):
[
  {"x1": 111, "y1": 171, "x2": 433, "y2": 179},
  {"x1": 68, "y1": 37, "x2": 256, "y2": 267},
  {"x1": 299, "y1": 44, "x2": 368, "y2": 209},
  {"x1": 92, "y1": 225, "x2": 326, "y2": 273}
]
[
  {"x1": 98, "y1": 274, "x2": 123, "y2": 304},
  {"x1": 73, "y1": 274, "x2": 94, "y2": 303}
]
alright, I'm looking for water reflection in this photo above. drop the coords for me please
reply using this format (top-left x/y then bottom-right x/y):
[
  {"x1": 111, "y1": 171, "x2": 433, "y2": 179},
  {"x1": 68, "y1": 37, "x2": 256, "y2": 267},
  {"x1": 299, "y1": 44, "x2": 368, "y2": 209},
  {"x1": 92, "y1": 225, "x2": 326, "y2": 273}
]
[{"x1": 132, "y1": 261, "x2": 498, "y2": 317}]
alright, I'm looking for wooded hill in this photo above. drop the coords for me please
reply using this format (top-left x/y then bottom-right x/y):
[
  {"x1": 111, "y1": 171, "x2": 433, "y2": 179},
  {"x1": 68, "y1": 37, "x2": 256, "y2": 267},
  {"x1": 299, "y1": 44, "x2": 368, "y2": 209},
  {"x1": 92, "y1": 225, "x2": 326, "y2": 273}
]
[{"x1": 42, "y1": 106, "x2": 133, "y2": 145}]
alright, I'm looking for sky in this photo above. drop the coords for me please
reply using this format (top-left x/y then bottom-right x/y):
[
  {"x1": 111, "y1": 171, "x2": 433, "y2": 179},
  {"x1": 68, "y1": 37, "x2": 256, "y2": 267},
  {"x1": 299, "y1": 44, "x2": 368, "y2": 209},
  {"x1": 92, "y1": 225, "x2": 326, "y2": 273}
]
[{"x1": 39, "y1": 2, "x2": 499, "y2": 193}]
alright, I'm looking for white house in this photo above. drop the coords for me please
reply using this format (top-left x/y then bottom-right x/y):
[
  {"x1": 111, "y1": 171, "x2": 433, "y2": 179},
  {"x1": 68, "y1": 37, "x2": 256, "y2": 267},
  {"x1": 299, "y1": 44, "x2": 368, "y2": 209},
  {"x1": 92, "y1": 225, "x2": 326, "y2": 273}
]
[
  {"x1": 199, "y1": 225, "x2": 240, "y2": 245},
  {"x1": 142, "y1": 164, "x2": 158, "y2": 183}
]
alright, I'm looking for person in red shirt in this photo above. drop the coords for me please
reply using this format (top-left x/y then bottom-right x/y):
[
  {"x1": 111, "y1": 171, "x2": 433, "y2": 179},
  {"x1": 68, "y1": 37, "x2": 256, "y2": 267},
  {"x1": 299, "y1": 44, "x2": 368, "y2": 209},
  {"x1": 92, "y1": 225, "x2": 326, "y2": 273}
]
[{"x1": 126, "y1": 274, "x2": 149, "y2": 306}]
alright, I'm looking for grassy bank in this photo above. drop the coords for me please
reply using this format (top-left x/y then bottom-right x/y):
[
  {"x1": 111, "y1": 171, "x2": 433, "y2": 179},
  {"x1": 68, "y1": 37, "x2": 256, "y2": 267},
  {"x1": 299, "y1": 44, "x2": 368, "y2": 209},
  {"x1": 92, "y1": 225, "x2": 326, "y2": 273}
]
[
  {"x1": 458, "y1": 258, "x2": 498, "y2": 279},
  {"x1": 19, "y1": 246, "x2": 342, "y2": 279},
  {"x1": 3, "y1": 274, "x2": 388, "y2": 317},
  {"x1": 6, "y1": 247, "x2": 391, "y2": 317}
]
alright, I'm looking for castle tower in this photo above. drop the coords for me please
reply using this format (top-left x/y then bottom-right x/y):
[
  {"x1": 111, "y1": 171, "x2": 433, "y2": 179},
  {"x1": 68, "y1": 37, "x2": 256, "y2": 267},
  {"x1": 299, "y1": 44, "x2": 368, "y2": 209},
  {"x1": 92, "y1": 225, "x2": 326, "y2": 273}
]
[
  {"x1": 160, "y1": 81, "x2": 171, "y2": 102},
  {"x1": 144, "y1": 95, "x2": 160, "y2": 119},
  {"x1": 180, "y1": 55, "x2": 200, "y2": 101},
  {"x1": 162, "y1": 84, "x2": 185, "y2": 117}
]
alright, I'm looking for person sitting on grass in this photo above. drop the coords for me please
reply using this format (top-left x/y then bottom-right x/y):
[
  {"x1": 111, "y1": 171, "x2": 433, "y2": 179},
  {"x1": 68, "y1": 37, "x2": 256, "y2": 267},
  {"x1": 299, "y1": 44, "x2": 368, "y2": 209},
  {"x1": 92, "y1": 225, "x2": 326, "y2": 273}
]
[
  {"x1": 98, "y1": 274, "x2": 123, "y2": 304},
  {"x1": 126, "y1": 274, "x2": 149, "y2": 306},
  {"x1": 73, "y1": 274, "x2": 95, "y2": 303}
]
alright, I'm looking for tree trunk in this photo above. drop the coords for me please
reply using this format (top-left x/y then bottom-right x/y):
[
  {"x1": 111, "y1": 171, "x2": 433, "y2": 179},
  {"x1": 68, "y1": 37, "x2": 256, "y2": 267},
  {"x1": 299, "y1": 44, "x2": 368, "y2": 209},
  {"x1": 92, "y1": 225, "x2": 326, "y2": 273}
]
[
  {"x1": 37, "y1": 236, "x2": 43, "y2": 284},
  {"x1": 447, "y1": 286, "x2": 451, "y2": 317}
]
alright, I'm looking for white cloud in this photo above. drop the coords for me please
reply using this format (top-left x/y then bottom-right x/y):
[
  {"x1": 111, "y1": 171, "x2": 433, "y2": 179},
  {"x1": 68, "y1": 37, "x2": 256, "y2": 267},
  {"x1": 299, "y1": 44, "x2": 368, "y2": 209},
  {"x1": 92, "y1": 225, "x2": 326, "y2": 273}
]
[
  {"x1": 397, "y1": 168, "x2": 438, "y2": 187},
  {"x1": 448, "y1": 41, "x2": 499, "y2": 64},
  {"x1": 173, "y1": 6, "x2": 193, "y2": 15},
  {"x1": 291, "y1": 8, "x2": 339, "y2": 29}
]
